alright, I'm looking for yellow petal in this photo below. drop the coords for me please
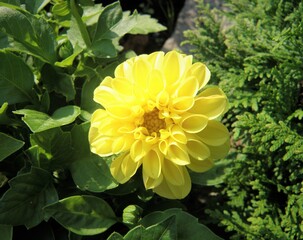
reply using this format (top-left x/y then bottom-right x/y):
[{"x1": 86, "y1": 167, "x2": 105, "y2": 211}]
[
  {"x1": 154, "y1": 166, "x2": 191, "y2": 199},
  {"x1": 163, "y1": 51, "x2": 181, "y2": 85},
  {"x1": 180, "y1": 113, "x2": 208, "y2": 133},
  {"x1": 130, "y1": 139, "x2": 150, "y2": 162},
  {"x1": 142, "y1": 149, "x2": 163, "y2": 179},
  {"x1": 156, "y1": 91, "x2": 170, "y2": 108},
  {"x1": 114, "y1": 59, "x2": 134, "y2": 79},
  {"x1": 191, "y1": 87, "x2": 227, "y2": 119},
  {"x1": 143, "y1": 172, "x2": 163, "y2": 189},
  {"x1": 106, "y1": 105, "x2": 133, "y2": 120},
  {"x1": 170, "y1": 125, "x2": 187, "y2": 144},
  {"x1": 147, "y1": 51, "x2": 164, "y2": 70},
  {"x1": 111, "y1": 77, "x2": 133, "y2": 97},
  {"x1": 186, "y1": 138, "x2": 210, "y2": 160},
  {"x1": 198, "y1": 86, "x2": 226, "y2": 98},
  {"x1": 172, "y1": 96, "x2": 194, "y2": 113},
  {"x1": 133, "y1": 58, "x2": 150, "y2": 90},
  {"x1": 162, "y1": 160, "x2": 186, "y2": 185},
  {"x1": 112, "y1": 135, "x2": 133, "y2": 153},
  {"x1": 187, "y1": 158, "x2": 214, "y2": 173},
  {"x1": 147, "y1": 69, "x2": 165, "y2": 97},
  {"x1": 159, "y1": 139, "x2": 169, "y2": 155},
  {"x1": 89, "y1": 136, "x2": 114, "y2": 157},
  {"x1": 197, "y1": 120, "x2": 229, "y2": 146},
  {"x1": 176, "y1": 76, "x2": 199, "y2": 97},
  {"x1": 166, "y1": 142, "x2": 190, "y2": 165},
  {"x1": 121, "y1": 154, "x2": 141, "y2": 180},
  {"x1": 208, "y1": 139, "x2": 230, "y2": 160},
  {"x1": 186, "y1": 62, "x2": 210, "y2": 90},
  {"x1": 93, "y1": 84, "x2": 119, "y2": 106},
  {"x1": 110, "y1": 153, "x2": 133, "y2": 184}
]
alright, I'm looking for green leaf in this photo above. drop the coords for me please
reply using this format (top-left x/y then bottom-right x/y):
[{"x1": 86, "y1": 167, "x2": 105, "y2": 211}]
[
  {"x1": 69, "y1": 122, "x2": 117, "y2": 192},
  {"x1": 128, "y1": 14, "x2": 166, "y2": 35},
  {"x1": 0, "y1": 0, "x2": 20, "y2": 7},
  {"x1": 0, "y1": 30, "x2": 9, "y2": 49},
  {"x1": 107, "y1": 232, "x2": 124, "y2": 240},
  {"x1": 190, "y1": 158, "x2": 232, "y2": 186},
  {"x1": 67, "y1": 0, "x2": 91, "y2": 49},
  {"x1": 90, "y1": 38, "x2": 117, "y2": 58},
  {"x1": 0, "y1": 102, "x2": 10, "y2": 124},
  {"x1": 44, "y1": 195, "x2": 117, "y2": 236},
  {"x1": 14, "y1": 105, "x2": 81, "y2": 133},
  {"x1": 0, "y1": 225, "x2": 12, "y2": 240},
  {"x1": 140, "y1": 208, "x2": 223, "y2": 240},
  {"x1": 0, "y1": 167, "x2": 58, "y2": 228},
  {"x1": 80, "y1": 75, "x2": 102, "y2": 113},
  {"x1": 124, "y1": 216, "x2": 177, "y2": 240},
  {"x1": 30, "y1": 128, "x2": 72, "y2": 170},
  {"x1": 92, "y1": 2, "x2": 123, "y2": 40},
  {"x1": 0, "y1": 6, "x2": 57, "y2": 63},
  {"x1": 24, "y1": 0, "x2": 50, "y2": 13},
  {"x1": 0, "y1": 51, "x2": 35, "y2": 105},
  {"x1": 0, "y1": 132, "x2": 24, "y2": 161},
  {"x1": 90, "y1": 2, "x2": 138, "y2": 56},
  {"x1": 40, "y1": 64, "x2": 76, "y2": 101},
  {"x1": 0, "y1": 172, "x2": 8, "y2": 188}
]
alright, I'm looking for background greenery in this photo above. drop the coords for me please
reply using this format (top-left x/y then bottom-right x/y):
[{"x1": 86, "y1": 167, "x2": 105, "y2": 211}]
[
  {"x1": 0, "y1": 0, "x2": 224, "y2": 239},
  {"x1": 184, "y1": 0, "x2": 303, "y2": 239}
]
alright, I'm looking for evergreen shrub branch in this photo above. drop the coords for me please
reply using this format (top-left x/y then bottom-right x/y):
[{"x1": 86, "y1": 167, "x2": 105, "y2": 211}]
[{"x1": 184, "y1": 0, "x2": 303, "y2": 239}]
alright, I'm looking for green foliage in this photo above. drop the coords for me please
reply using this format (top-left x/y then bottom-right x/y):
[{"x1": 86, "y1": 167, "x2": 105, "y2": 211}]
[
  {"x1": 184, "y1": 0, "x2": 303, "y2": 239},
  {"x1": 0, "y1": 0, "x2": 222, "y2": 239}
]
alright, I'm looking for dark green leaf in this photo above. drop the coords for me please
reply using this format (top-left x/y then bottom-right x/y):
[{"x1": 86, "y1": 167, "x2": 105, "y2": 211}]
[
  {"x1": 90, "y1": 1, "x2": 138, "y2": 55},
  {"x1": 0, "y1": 167, "x2": 58, "y2": 228},
  {"x1": 124, "y1": 216, "x2": 177, "y2": 240},
  {"x1": 69, "y1": 122, "x2": 117, "y2": 192},
  {"x1": 0, "y1": 31, "x2": 9, "y2": 49},
  {"x1": 24, "y1": 0, "x2": 50, "y2": 13},
  {"x1": 0, "y1": 6, "x2": 57, "y2": 63},
  {"x1": 0, "y1": 224, "x2": 12, "y2": 240},
  {"x1": 0, "y1": 172, "x2": 8, "y2": 188},
  {"x1": 14, "y1": 106, "x2": 81, "y2": 132},
  {"x1": 90, "y1": 38, "x2": 117, "y2": 58},
  {"x1": 80, "y1": 75, "x2": 102, "y2": 113},
  {"x1": 44, "y1": 195, "x2": 117, "y2": 235},
  {"x1": 41, "y1": 64, "x2": 76, "y2": 101},
  {"x1": 0, "y1": 0, "x2": 20, "y2": 5},
  {"x1": 107, "y1": 232, "x2": 124, "y2": 240},
  {"x1": 67, "y1": 0, "x2": 91, "y2": 49},
  {"x1": 140, "y1": 208, "x2": 223, "y2": 240},
  {"x1": 30, "y1": 128, "x2": 72, "y2": 170},
  {"x1": 0, "y1": 132, "x2": 24, "y2": 161},
  {"x1": 93, "y1": 2, "x2": 122, "y2": 40},
  {"x1": 0, "y1": 102, "x2": 10, "y2": 125},
  {"x1": 0, "y1": 51, "x2": 35, "y2": 105}
]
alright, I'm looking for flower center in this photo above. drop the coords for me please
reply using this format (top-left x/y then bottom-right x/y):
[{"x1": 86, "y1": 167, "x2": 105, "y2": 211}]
[{"x1": 142, "y1": 108, "x2": 166, "y2": 135}]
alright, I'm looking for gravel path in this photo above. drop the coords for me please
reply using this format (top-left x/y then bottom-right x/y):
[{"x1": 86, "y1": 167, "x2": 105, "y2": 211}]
[
  {"x1": 162, "y1": 0, "x2": 198, "y2": 53},
  {"x1": 162, "y1": 0, "x2": 223, "y2": 53}
]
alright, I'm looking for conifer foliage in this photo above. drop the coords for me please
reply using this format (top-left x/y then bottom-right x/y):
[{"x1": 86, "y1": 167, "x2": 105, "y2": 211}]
[{"x1": 184, "y1": 0, "x2": 303, "y2": 239}]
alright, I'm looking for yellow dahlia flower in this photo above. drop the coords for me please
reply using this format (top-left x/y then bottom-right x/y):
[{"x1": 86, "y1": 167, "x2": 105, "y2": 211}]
[{"x1": 89, "y1": 51, "x2": 229, "y2": 199}]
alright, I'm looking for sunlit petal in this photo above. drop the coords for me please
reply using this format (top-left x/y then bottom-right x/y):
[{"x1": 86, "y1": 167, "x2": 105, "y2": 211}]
[
  {"x1": 142, "y1": 149, "x2": 163, "y2": 179},
  {"x1": 187, "y1": 158, "x2": 214, "y2": 173},
  {"x1": 197, "y1": 120, "x2": 229, "y2": 146},
  {"x1": 180, "y1": 113, "x2": 208, "y2": 133}
]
